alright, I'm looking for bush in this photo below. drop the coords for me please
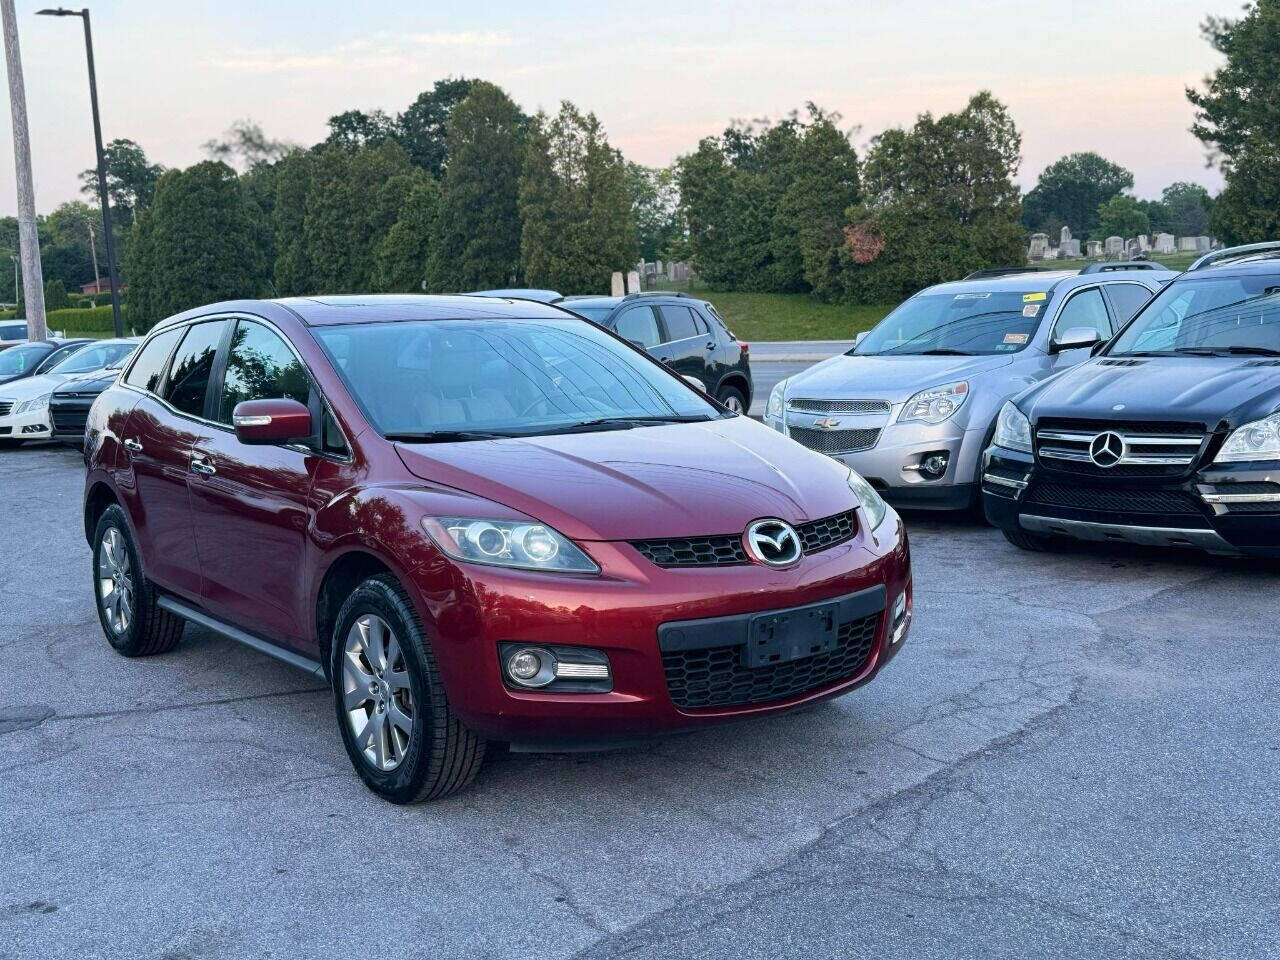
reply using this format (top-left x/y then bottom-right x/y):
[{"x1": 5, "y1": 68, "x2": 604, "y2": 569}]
[
  {"x1": 44, "y1": 305, "x2": 128, "y2": 334},
  {"x1": 44, "y1": 279, "x2": 70, "y2": 310}
]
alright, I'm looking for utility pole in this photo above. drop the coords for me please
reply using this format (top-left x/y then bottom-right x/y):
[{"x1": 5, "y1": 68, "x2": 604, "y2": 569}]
[
  {"x1": 2, "y1": 0, "x2": 48, "y2": 340},
  {"x1": 86, "y1": 219, "x2": 99, "y2": 294}
]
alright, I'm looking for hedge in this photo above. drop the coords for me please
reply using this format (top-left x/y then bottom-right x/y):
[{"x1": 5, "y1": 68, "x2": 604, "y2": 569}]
[{"x1": 45, "y1": 305, "x2": 129, "y2": 334}]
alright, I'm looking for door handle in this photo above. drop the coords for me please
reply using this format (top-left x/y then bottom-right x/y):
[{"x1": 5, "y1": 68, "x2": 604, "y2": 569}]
[
  {"x1": 122, "y1": 438, "x2": 142, "y2": 453},
  {"x1": 190, "y1": 458, "x2": 216, "y2": 477}
]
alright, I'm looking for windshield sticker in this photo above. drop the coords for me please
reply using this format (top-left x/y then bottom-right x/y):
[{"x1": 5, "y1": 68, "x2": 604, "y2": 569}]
[
  {"x1": 1004, "y1": 332, "x2": 1031, "y2": 344},
  {"x1": 954, "y1": 292, "x2": 991, "y2": 300},
  {"x1": 1021, "y1": 305, "x2": 1040, "y2": 318},
  {"x1": 1023, "y1": 292, "x2": 1047, "y2": 302}
]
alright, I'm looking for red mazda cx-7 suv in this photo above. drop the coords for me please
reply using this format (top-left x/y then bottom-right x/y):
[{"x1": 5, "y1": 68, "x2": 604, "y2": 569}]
[{"x1": 83, "y1": 296, "x2": 913, "y2": 802}]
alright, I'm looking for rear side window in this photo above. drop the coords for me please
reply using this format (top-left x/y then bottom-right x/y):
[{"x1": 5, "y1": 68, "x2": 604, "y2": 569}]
[
  {"x1": 1105, "y1": 283, "x2": 1155, "y2": 325},
  {"x1": 615, "y1": 306, "x2": 661, "y2": 348},
  {"x1": 659, "y1": 305, "x2": 700, "y2": 342},
  {"x1": 164, "y1": 320, "x2": 229, "y2": 418},
  {"x1": 1053, "y1": 288, "x2": 1112, "y2": 341},
  {"x1": 124, "y1": 327, "x2": 183, "y2": 394},
  {"x1": 217, "y1": 320, "x2": 311, "y2": 423}
]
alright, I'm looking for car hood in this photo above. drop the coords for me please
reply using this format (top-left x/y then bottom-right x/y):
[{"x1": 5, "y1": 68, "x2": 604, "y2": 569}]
[
  {"x1": 394, "y1": 416, "x2": 856, "y2": 541},
  {"x1": 1024, "y1": 356, "x2": 1280, "y2": 427},
  {"x1": 0, "y1": 371, "x2": 72, "y2": 400},
  {"x1": 54, "y1": 372, "x2": 116, "y2": 394},
  {"x1": 786, "y1": 352, "x2": 1016, "y2": 401}
]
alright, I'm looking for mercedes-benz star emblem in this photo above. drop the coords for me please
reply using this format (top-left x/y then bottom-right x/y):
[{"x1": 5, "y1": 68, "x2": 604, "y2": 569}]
[
  {"x1": 743, "y1": 519, "x2": 802, "y2": 567},
  {"x1": 1089, "y1": 431, "x2": 1126, "y2": 468}
]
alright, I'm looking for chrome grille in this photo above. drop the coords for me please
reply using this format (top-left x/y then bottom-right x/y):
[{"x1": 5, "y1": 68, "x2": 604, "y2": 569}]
[
  {"x1": 788, "y1": 426, "x2": 881, "y2": 454},
  {"x1": 787, "y1": 398, "x2": 891, "y2": 415},
  {"x1": 631, "y1": 510, "x2": 858, "y2": 568},
  {"x1": 1035, "y1": 422, "x2": 1205, "y2": 476}
]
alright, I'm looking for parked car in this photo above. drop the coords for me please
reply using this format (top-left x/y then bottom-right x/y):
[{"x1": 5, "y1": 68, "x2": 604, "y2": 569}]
[
  {"x1": 50, "y1": 355, "x2": 132, "y2": 448},
  {"x1": 562, "y1": 292, "x2": 753, "y2": 413},
  {"x1": 983, "y1": 242, "x2": 1280, "y2": 557},
  {"x1": 763, "y1": 265, "x2": 1174, "y2": 510},
  {"x1": 0, "y1": 320, "x2": 29, "y2": 349},
  {"x1": 82, "y1": 295, "x2": 911, "y2": 803},
  {"x1": 0, "y1": 338, "x2": 93, "y2": 386},
  {"x1": 465, "y1": 288, "x2": 563, "y2": 303},
  {"x1": 0, "y1": 338, "x2": 137, "y2": 446}
]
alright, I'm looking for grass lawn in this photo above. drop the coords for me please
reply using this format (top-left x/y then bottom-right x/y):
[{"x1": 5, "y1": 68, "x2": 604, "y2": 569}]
[
  {"x1": 1046, "y1": 252, "x2": 1198, "y2": 273},
  {"x1": 653, "y1": 281, "x2": 895, "y2": 341}
]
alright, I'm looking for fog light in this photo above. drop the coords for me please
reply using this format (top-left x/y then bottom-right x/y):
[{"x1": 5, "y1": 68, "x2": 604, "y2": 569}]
[
  {"x1": 919, "y1": 451, "x2": 949, "y2": 479},
  {"x1": 891, "y1": 590, "x2": 909, "y2": 644},
  {"x1": 505, "y1": 646, "x2": 557, "y2": 688}
]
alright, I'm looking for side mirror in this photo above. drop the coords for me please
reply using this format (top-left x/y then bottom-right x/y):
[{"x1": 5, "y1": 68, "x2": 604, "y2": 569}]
[
  {"x1": 1049, "y1": 326, "x2": 1102, "y2": 355},
  {"x1": 232, "y1": 398, "x2": 313, "y2": 445},
  {"x1": 681, "y1": 375, "x2": 704, "y2": 390},
  {"x1": 854, "y1": 331, "x2": 869, "y2": 347}
]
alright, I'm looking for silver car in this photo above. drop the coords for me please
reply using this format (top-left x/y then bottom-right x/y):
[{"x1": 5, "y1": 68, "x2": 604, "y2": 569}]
[{"x1": 764, "y1": 266, "x2": 1176, "y2": 510}]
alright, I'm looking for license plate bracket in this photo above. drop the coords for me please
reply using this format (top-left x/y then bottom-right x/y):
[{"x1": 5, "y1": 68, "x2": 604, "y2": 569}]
[{"x1": 746, "y1": 602, "x2": 840, "y2": 668}]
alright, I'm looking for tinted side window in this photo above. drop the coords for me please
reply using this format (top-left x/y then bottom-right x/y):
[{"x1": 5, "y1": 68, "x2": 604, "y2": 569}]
[
  {"x1": 1053, "y1": 288, "x2": 1111, "y2": 341},
  {"x1": 217, "y1": 320, "x2": 311, "y2": 423},
  {"x1": 1106, "y1": 283, "x2": 1155, "y2": 325},
  {"x1": 164, "y1": 320, "x2": 229, "y2": 418},
  {"x1": 615, "y1": 306, "x2": 661, "y2": 348},
  {"x1": 658, "y1": 305, "x2": 699, "y2": 342},
  {"x1": 124, "y1": 327, "x2": 183, "y2": 394}
]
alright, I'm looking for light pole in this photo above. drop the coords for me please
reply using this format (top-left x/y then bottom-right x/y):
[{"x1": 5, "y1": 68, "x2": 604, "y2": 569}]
[
  {"x1": 37, "y1": 7, "x2": 122, "y2": 337},
  {"x1": 9, "y1": 254, "x2": 18, "y2": 309}
]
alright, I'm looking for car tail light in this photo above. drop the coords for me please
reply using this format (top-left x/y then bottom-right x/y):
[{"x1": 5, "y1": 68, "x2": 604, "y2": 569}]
[{"x1": 737, "y1": 341, "x2": 749, "y2": 356}]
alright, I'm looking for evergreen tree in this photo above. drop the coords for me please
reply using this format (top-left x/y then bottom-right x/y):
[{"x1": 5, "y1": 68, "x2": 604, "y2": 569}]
[
  {"x1": 125, "y1": 161, "x2": 266, "y2": 331},
  {"x1": 426, "y1": 82, "x2": 527, "y2": 291},
  {"x1": 519, "y1": 102, "x2": 638, "y2": 294},
  {"x1": 398, "y1": 78, "x2": 475, "y2": 177},
  {"x1": 373, "y1": 178, "x2": 441, "y2": 292},
  {"x1": 271, "y1": 151, "x2": 317, "y2": 295},
  {"x1": 43, "y1": 279, "x2": 70, "y2": 310}
]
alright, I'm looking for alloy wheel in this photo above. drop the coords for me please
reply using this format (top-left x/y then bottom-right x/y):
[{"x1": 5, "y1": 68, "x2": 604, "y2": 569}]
[
  {"x1": 97, "y1": 528, "x2": 134, "y2": 636},
  {"x1": 722, "y1": 393, "x2": 744, "y2": 414},
  {"x1": 342, "y1": 614, "x2": 414, "y2": 771}
]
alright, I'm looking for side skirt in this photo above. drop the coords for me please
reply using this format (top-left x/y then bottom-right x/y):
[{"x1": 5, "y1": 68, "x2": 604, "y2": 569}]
[{"x1": 156, "y1": 595, "x2": 325, "y2": 678}]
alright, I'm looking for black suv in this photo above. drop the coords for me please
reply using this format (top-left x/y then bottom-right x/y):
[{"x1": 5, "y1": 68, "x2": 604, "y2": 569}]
[
  {"x1": 983, "y1": 242, "x2": 1280, "y2": 558},
  {"x1": 563, "y1": 293, "x2": 753, "y2": 413}
]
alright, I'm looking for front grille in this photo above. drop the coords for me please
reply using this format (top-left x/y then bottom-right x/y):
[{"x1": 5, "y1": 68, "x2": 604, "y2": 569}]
[
  {"x1": 1025, "y1": 483, "x2": 1203, "y2": 516},
  {"x1": 0, "y1": 401, "x2": 12, "y2": 417},
  {"x1": 662, "y1": 611, "x2": 881, "y2": 709},
  {"x1": 789, "y1": 425, "x2": 881, "y2": 454},
  {"x1": 50, "y1": 403, "x2": 91, "y2": 436},
  {"x1": 1035, "y1": 419, "x2": 1206, "y2": 478},
  {"x1": 787, "y1": 398, "x2": 891, "y2": 415},
  {"x1": 631, "y1": 511, "x2": 858, "y2": 568}
]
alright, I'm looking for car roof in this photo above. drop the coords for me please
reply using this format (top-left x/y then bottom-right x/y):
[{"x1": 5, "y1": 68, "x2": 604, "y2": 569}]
[
  {"x1": 1182, "y1": 257, "x2": 1280, "y2": 280},
  {"x1": 924, "y1": 268, "x2": 1176, "y2": 298},
  {"x1": 464, "y1": 288, "x2": 562, "y2": 302}
]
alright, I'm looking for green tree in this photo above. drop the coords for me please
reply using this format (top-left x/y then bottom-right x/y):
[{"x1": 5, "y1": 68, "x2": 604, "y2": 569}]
[
  {"x1": 43, "y1": 279, "x2": 70, "y2": 310},
  {"x1": 1021, "y1": 152, "x2": 1134, "y2": 237},
  {"x1": 1186, "y1": 1, "x2": 1280, "y2": 244},
  {"x1": 323, "y1": 109, "x2": 398, "y2": 151},
  {"x1": 79, "y1": 138, "x2": 163, "y2": 228},
  {"x1": 627, "y1": 162, "x2": 681, "y2": 262},
  {"x1": 426, "y1": 82, "x2": 527, "y2": 291},
  {"x1": 1160, "y1": 182, "x2": 1212, "y2": 237},
  {"x1": 843, "y1": 91, "x2": 1026, "y2": 303},
  {"x1": 519, "y1": 102, "x2": 638, "y2": 294},
  {"x1": 125, "y1": 161, "x2": 267, "y2": 331},
  {"x1": 398, "y1": 78, "x2": 475, "y2": 177},
  {"x1": 373, "y1": 177, "x2": 441, "y2": 292},
  {"x1": 271, "y1": 150, "x2": 318, "y2": 295},
  {"x1": 203, "y1": 119, "x2": 293, "y2": 170},
  {"x1": 1095, "y1": 194, "x2": 1150, "y2": 239}
]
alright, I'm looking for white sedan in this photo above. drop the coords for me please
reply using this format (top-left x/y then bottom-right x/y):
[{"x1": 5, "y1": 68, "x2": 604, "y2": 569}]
[{"x1": 0, "y1": 339, "x2": 137, "y2": 446}]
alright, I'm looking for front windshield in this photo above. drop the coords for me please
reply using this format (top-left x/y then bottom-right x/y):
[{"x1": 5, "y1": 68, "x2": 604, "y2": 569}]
[
  {"x1": 51, "y1": 341, "x2": 135, "y2": 374},
  {"x1": 563, "y1": 305, "x2": 613, "y2": 323},
  {"x1": 0, "y1": 343, "x2": 47, "y2": 375},
  {"x1": 313, "y1": 317, "x2": 721, "y2": 439},
  {"x1": 1108, "y1": 274, "x2": 1280, "y2": 355},
  {"x1": 853, "y1": 291, "x2": 1046, "y2": 356}
]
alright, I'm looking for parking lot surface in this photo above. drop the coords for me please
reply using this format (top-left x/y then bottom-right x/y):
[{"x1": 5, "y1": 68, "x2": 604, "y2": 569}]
[{"x1": 2, "y1": 443, "x2": 1277, "y2": 960}]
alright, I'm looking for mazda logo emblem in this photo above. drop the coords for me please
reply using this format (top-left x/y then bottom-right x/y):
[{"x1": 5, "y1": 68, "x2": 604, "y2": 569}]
[
  {"x1": 1089, "y1": 431, "x2": 1126, "y2": 468},
  {"x1": 743, "y1": 519, "x2": 802, "y2": 567}
]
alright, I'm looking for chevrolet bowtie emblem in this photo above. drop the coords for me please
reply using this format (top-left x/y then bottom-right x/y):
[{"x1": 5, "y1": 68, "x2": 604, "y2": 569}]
[{"x1": 814, "y1": 418, "x2": 842, "y2": 429}]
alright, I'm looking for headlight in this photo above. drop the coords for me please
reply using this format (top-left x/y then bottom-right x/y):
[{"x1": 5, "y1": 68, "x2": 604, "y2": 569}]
[
  {"x1": 14, "y1": 393, "x2": 50, "y2": 415},
  {"x1": 847, "y1": 468, "x2": 888, "y2": 531},
  {"x1": 1215, "y1": 412, "x2": 1280, "y2": 463},
  {"x1": 421, "y1": 517, "x2": 599, "y2": 573},
  {"x1": 994, "y1": 401, "x2": 1032, "y2": 453},
  {"x1": 766, "y1": 380, "x2": 786, "y2": 420},
  {"x1": 898, "y1": 381, "x2": 968, "y2": 425}
]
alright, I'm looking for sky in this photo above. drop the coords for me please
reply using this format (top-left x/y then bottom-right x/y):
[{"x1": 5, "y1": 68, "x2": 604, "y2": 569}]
[{"x1": 0, "y1": 0, "x2": 1241, "y2": 217}]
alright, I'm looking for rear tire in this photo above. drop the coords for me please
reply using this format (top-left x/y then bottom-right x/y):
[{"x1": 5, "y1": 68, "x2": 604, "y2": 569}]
[
  {"x1": 716, "y1": 384, "x2": 747, "y2": 415},
  {"x1": 331, "y1": 575, "x2": 486, "y2": 803},
  {"x1": 1002, "y1": 527, "x2": 1059, "y2": 552},
  {"x1": 92, "y1": 505, "x2": 185, "y2": 656}
]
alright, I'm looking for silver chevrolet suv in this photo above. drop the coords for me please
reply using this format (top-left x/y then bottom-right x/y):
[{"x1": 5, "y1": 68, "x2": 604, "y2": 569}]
[{"x1": 764, "y1": 265, "x2": 1176, "y2": 510}]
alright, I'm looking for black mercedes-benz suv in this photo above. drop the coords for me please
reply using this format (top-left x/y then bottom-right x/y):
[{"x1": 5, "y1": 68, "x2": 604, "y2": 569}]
[{"x1": 982, "y1": 242, "x2": 1280, "y2": 557}]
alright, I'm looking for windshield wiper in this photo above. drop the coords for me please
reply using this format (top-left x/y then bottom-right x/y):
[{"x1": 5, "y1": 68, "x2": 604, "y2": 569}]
[
  {"x1": 543, "y1": 415, "x2": 716, "y2": 435},
  {"x1": 1173, "y1": 346, "x2": 1280, "y2": 357},
  {"x1": 386, "y1": 430, "x2": 518, "y2": 443},
  {"x1": 892, "y1": 348, "x2": 975, "y2": 356}
]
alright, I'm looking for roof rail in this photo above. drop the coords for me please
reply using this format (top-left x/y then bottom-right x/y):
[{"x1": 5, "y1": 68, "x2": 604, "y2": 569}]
[
  {"x1": 1080, "y1": 261, "x2": 1168, "y2": 274},
  {"x1": 1189, "y1": 241, "x2": 1280, "y2": 271},
  {"x1": 962, "y1": 267, "x2": 1043, "y2": 280},
  {"x1": 620, "y1": 290, "x2": 693, "y2": 300}
]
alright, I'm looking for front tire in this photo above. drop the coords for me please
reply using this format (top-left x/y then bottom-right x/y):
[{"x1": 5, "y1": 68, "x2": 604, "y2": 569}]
[
  {"x1": 716, "y1": 384, "x2": 747, "y2": 415},
  {"x1": 92, "y1": 504, "x2": 185, "y2": 656},
  {"x1": 331, "y1": 575, "x2": 486, "y2": 803}
]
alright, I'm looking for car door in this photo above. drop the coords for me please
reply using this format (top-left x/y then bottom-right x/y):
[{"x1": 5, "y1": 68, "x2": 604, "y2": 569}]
[
  {"x1": 1047, "y1": 286, "x2": 1113, "y2": 367},
  {"x1": 653, "y1": 304, "x2": 710, "y2": 388},
  {"x1": 612, "y1": 304, "x2": 663, "y2": 355},
  {"x1": 187, "y1": 318, "x2": 325, "y2": 650},
  {"x1": 120, "y1": 321, "x2": 227, "y2": 601}
]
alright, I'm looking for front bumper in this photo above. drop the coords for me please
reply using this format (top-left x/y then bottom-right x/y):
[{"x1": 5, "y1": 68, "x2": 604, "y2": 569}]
[
  {"x1": 981, "y1": 446, "x2": 1280, "y2": 557},
  {"x1": 768, "y1": 414, "x2": 986, "y2": 510},
  {"x1": 406, "y1": 511, "x2": 912, "y2": 745},
  {"x1": 0, "y1": 407, "x2": 53, "y2": 440}
]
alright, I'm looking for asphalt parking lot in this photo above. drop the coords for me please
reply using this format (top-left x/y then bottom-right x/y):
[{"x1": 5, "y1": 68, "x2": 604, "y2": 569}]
[{"x1": 2, "y1": 442, "x2": 1278, "y2": 960}]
